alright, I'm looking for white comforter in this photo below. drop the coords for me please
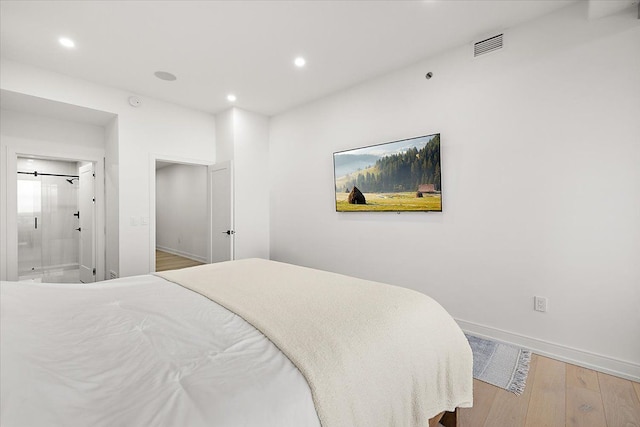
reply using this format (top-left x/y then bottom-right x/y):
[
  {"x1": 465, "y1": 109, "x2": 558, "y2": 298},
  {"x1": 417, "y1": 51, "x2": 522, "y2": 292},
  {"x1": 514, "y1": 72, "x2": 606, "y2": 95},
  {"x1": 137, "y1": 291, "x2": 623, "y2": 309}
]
[
  {"x1": 158, "y1": 259, "x2": 473, "y2": 427},
  {"x1": 0, "y1": 276, "x2": 321, "y2": 427}
]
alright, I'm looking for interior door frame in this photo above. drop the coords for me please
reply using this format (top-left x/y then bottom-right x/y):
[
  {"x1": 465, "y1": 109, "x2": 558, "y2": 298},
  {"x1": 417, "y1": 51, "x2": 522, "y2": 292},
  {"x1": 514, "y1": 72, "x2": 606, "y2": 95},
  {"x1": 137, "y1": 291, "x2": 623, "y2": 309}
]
[
  {"x1": 148, "y1": 154, "x2": 214, "y2": 273},
  {"x1": 3, "y1": 146, "x2": 105, "y2": 281},
  {"x1": 78, "y1": 162, "x2": 96, "y2": 283}
]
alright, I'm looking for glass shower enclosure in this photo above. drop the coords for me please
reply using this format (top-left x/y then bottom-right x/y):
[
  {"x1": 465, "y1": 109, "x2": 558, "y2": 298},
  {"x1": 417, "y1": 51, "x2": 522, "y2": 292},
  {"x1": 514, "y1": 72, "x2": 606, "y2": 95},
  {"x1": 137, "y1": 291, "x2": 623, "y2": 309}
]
[{"x1": 17, "y1": 158, "x2": 81, "y2": 283}]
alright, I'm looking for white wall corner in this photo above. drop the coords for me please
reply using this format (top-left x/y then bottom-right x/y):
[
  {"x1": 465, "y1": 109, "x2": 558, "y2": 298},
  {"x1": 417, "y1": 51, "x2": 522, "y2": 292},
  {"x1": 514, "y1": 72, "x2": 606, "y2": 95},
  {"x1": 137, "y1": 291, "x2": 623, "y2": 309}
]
[{"x1": 214, "y1": 107, "x2": 270, "y2": 260}]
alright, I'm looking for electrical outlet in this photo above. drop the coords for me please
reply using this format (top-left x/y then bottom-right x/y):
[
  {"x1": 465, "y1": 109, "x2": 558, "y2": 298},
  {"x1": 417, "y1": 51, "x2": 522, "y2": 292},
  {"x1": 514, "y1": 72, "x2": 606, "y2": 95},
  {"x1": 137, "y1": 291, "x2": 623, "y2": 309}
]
[{"x1": 534, "y1": 296, "x2": 548, "y2": 312}]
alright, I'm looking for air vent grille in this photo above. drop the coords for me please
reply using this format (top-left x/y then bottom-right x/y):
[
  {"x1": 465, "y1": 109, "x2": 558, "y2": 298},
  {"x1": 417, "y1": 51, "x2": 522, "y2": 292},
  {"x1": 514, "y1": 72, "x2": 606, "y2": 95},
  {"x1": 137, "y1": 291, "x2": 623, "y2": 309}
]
[{"x1": 474, "y1": 34, "x2": 503, "y2": 57}]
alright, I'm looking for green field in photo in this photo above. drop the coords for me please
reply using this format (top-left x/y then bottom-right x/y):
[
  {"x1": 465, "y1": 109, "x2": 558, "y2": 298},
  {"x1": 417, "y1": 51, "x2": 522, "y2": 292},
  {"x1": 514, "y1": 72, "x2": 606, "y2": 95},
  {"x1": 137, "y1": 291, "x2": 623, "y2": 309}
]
[{"x1": 335, "y1": 192, "x2": 441, "y2": 212}]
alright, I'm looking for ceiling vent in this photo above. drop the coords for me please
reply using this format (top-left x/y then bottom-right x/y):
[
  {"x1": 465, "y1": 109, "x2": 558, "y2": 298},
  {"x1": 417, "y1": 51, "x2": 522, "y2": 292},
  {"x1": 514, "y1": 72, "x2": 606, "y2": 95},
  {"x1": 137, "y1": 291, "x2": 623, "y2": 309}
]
[{"x1": 474, "y1": 34, "x2": 503, "y2": 57}]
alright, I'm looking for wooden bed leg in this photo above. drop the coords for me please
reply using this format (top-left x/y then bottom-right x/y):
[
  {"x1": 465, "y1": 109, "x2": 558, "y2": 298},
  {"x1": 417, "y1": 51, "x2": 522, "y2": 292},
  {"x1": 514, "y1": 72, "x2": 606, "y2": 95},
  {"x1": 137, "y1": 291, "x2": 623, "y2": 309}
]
[
  {"x1": 428, "y1": 408, "x2": 458, "y2": 427},
  {"x1": 439, "y1": 409, "x2": 458, "y2": 427},
  {"x1": 428, "y1": 411, "x2": 445, "y2": 427}
]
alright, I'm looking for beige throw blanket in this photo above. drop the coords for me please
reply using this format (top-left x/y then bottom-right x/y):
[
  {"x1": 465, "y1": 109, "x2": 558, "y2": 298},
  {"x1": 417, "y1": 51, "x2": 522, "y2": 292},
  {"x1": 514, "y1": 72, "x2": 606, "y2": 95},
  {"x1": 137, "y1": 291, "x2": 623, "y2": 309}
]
[{"x1": 157, "y1": 259, "x2": 472, "y2": 427}]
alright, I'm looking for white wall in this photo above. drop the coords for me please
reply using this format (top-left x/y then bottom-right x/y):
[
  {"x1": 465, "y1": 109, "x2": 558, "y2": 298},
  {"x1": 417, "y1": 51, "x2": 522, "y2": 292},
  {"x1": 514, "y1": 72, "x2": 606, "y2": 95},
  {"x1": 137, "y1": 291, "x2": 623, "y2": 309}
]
[
  {"x1": 0, "y1": 108, "x2": 107, "y2": 280},
  {"x1": 104, "y1": 117, "x2": 119, "y2": 278},
  {"x1": 269, "y1": 3, "x2": 640, "y2": 379},
  {"x1": 233, "y1": 109, "x2": 270, "y2": 260},
  {"x1": 215, "y1": 108, "x2": 270, "y2": 260},
  {"x1": 0, "y1": 60, "x2": 216, "y2": 277},
  {"x1": 156, "y1": 163, "x2": 208, "y2": 262},
  {"x1": 0, "y1": 109, "x2": 105, "y2": 149},
  {"x1": 215, "y1": 109, "x2": 234, "y2": 165}
]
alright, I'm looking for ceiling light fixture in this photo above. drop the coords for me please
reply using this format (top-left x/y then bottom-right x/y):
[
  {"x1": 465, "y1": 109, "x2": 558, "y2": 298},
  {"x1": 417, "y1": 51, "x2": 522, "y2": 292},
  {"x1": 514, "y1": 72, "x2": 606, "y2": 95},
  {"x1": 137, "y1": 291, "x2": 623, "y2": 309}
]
[
  {"x1": 227, "y1": 94, "x2": 237, "y2": 102},
  {"x1": 154, "y1": 71, "x2": 177, "y2": 81},
  {"x1": 58, "y1": 37, "x2": 75, "y2": 48},
  {"x1": 294, "y1": 57, "x2": 306, "y2": 68}
]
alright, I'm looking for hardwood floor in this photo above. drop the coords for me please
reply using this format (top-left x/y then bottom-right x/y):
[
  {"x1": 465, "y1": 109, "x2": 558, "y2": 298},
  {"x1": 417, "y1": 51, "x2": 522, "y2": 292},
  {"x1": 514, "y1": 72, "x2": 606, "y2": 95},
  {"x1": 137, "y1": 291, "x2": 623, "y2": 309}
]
[
  {"x1": 460, "y1": 354, "x2": 640, "y2": 427},
  {"x1": 155, "y1": 249, "x2": 204, "y2": 272}
]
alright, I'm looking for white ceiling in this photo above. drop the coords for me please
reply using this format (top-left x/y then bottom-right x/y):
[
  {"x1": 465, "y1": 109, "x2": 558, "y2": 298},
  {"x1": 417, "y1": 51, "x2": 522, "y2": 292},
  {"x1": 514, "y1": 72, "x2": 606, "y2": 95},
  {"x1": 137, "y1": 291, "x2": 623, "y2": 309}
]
[{"x1": 0, "y1": 0, "x2": 577, "y2": 116}]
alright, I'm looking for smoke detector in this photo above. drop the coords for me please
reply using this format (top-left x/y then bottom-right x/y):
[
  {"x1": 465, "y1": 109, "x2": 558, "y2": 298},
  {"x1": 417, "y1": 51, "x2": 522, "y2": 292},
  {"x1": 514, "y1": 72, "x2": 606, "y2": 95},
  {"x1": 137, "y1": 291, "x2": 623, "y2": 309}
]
[{"x1": 128, "y1": 96, "x2": 142, "y2": 107}]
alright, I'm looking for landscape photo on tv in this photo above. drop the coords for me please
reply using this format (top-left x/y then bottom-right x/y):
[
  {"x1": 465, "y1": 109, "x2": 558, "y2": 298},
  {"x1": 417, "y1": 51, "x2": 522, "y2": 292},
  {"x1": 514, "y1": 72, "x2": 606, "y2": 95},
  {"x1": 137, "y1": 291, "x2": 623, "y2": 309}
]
[{"x1": 333, "y1": 133, "x2": 441, "y2": 212}]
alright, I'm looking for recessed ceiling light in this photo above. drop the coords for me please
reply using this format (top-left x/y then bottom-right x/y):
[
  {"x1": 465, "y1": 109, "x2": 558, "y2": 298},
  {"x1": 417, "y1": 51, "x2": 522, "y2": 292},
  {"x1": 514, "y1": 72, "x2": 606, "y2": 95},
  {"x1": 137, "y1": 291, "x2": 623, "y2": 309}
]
[
  {"x1": 227, "y1": 94, "x2": 237, "y2": 102},
  {"x1": 154, "y1": 71, "x2": 177, "y2": 81},
  {"x1": 294, "y1": 57, "x2": 306, "y2": 68},
  {"x1": 59, "y1": 37, "x2": 75, "y2": 48}
]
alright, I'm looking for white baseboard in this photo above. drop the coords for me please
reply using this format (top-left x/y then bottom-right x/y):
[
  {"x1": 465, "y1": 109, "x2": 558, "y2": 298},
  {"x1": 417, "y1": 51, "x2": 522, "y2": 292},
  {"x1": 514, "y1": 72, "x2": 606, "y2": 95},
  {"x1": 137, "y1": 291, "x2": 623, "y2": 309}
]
[
  {"x1": 156, "y1": 245, "x2": 207, "y2": 264},
  {"x1": 456, "y1": 318, "x2": 640, "y2": 382}
]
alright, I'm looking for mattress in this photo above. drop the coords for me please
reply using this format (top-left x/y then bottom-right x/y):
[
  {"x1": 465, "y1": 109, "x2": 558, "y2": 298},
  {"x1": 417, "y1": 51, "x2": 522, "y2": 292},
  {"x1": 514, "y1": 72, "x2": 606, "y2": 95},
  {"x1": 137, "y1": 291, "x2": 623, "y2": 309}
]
[
  {"x1": 1, "y1": 259, "x2": 472, "y2": 427},
  {"x1": 0, "y1": 275, "x2": 321, "y2": 427},
  {"x1": 158, "y1": 258, "x2": 473, "y2": 427}
]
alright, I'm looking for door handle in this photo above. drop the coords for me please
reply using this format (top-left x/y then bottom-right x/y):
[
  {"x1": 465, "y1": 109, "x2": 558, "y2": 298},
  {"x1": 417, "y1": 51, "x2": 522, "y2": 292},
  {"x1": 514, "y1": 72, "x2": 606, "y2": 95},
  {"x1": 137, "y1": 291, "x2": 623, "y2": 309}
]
[
  {"x1": 75, "y1": 227, "x2": 81, "y2": 232},
  {"x1": 223, "y1": 230, "x2": 235, "y2": 235},
  {"x1": 35, "y1": 217, "x2": 37, "y2": 229},
  {"x1": 73, "y1": 211, "x2": 80, "y2": 218}
]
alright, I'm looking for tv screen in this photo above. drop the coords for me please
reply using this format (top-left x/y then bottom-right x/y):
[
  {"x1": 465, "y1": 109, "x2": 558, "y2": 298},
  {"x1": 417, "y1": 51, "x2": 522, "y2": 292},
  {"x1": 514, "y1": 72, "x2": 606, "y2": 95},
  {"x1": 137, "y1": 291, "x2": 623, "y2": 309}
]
[{"x1": 333, "y1": 133, "x2": 441, "y2": 212}]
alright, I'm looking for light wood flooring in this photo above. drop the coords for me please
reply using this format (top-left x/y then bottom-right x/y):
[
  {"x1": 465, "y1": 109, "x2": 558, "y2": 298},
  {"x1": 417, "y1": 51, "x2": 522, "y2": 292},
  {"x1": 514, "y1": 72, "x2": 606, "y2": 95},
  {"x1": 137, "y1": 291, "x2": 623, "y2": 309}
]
[
  {"x1": 155, "y1": 250, "x2": 204, "y2": 272},
  {"x1": 460, "y1": 354, "x2": 640, "y2": 427}
]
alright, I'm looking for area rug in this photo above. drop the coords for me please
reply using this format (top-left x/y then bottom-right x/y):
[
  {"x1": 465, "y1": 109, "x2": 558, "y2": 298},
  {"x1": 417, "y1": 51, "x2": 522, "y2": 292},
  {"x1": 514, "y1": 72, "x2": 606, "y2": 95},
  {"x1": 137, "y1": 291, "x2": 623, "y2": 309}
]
[{"x1": 465, "y1": 334, "x2": 532, "y2": 395}]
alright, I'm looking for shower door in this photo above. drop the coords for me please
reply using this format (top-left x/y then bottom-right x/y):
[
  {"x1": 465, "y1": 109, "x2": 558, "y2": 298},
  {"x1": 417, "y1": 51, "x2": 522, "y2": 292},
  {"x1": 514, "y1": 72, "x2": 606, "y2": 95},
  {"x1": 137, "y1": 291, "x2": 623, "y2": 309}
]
[
  {"x1": 40, "y1": 174, "x2": 79, "y2": 277},
  {"x1": 17, "y1": 177, "x2": 43, "y2": 277},
  {"x1": 17, "y1": 167, "x2": 80, "y2": 282}
]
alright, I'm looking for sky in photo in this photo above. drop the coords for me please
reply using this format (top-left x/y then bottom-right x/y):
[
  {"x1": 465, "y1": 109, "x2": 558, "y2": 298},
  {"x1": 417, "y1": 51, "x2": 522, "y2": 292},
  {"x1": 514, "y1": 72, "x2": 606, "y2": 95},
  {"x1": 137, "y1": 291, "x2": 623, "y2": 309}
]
[{"x1": 334, "y1": 134, "x2": 435, "y2": 178}]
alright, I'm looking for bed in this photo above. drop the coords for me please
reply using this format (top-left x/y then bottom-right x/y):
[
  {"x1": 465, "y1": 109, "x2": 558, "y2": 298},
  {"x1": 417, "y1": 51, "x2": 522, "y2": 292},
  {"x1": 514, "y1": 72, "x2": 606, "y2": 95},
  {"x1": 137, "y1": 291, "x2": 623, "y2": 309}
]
[{"x1": 1, "y1": 258, "x2": 472, "y2": 427}]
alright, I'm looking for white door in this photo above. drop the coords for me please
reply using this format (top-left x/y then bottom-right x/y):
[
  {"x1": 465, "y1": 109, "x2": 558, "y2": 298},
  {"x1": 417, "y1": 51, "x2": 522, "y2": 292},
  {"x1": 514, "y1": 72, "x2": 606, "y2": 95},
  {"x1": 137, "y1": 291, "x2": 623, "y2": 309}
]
[
  {"x1": 79, "y1": 163, "x2": 95, "y2": 283},
  {"x1": 209, "y1": 162, "x2": 234, "y2": 263}
]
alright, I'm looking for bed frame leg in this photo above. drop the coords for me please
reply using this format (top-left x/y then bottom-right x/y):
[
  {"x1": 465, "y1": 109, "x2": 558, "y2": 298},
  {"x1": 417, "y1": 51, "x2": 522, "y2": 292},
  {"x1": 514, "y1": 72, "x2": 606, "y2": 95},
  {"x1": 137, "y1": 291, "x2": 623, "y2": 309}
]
[
  {"x1": 429, "y1": 409, "x2": 458, "y2": 427},
  {"x1": 439, "y1": 409, "x2": 458, "y2": 427}
]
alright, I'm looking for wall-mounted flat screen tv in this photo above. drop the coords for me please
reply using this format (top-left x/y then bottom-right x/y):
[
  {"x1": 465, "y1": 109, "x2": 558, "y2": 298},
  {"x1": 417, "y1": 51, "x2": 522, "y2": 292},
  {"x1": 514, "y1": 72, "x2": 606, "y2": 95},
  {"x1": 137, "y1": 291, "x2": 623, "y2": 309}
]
[{"x1": 333, "y1": 133, "x2": 441, "y2": 212}]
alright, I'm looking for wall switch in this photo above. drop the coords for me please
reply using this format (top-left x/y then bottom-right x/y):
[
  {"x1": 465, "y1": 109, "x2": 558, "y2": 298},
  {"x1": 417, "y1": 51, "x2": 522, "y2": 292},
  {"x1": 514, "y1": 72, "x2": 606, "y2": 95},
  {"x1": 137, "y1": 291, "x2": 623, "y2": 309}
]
[
  {"x1": 140, "y1": 217, "x2": 149, "y2": 225},
  {"x1": 534, "y1": 296, "x2": 548, "y2": 312},
  {"x1": 130, "y1": 217, "x2": 139, "y2": 226}
]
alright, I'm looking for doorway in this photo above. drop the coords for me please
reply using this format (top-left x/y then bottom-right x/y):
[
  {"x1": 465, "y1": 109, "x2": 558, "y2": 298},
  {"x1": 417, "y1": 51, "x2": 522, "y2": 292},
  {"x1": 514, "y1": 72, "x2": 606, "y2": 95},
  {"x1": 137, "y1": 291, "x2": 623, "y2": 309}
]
[
  {"x1": 154, "y1": 161, "x2": 208, "y2": 272},
  {"x1": 149, "y1": 157, "x2": 234, "y2": 273},
  {"x1": 16, "y1": 157, "x2": 96, "y2": 283}
]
